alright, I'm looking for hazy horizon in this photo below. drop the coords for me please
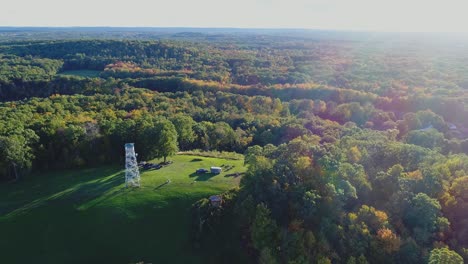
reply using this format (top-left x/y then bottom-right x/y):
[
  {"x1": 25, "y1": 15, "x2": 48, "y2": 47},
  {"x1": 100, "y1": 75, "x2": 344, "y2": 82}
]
[{"x1": 2, "y1": 0, "x2": 468, "y2": 33}]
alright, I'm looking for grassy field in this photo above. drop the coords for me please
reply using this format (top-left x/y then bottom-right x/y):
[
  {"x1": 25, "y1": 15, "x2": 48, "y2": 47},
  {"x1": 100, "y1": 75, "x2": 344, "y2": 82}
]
[
  {"x1": 57, "y1": 70, "x2": 101, "y2": 78},
  {"x1": 0, "y1": 154, "x2": 246, "y2": 264}
]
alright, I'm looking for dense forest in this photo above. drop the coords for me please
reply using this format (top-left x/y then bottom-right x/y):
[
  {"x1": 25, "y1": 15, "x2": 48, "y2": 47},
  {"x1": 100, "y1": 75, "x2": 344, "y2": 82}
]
[{"x1": 1, "y1": 30, "x2": 468, "y2": 263}]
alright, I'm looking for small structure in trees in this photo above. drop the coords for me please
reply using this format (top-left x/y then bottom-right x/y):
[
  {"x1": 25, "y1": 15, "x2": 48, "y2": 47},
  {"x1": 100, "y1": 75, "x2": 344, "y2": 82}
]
[
  {"x1": 125, "y1": 143, "x2": 141, "y2": 187},
  {"x1": 448, "y1": 123, "x2": 457, "y2": 130},
  {"x1": 209, "y1": 195, "x2": 222, "y2": 207},
  {"x1": 210, "y1": 166, "x2": 222, "y2": 174},
  {"x1": 418, "y1": 125, "x2": 433, "y2": 132}
]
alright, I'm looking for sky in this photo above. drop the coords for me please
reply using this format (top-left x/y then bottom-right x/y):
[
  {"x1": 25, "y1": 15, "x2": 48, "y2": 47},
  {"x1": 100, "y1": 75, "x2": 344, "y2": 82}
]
[{"x1": 1, "y1": 0, "x2": 468, "y2": 32}]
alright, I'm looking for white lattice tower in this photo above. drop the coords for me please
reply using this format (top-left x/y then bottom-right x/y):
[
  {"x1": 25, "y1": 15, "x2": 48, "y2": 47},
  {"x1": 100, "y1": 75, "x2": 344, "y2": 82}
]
[{"x1": 125, "y1": 143, "x2": 140, "y2": 187}]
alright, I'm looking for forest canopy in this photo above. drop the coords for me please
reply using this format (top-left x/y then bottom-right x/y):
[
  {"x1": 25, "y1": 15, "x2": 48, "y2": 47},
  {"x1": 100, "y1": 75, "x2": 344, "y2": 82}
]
[{"x1": 1, "y1": 30, "x2": 468, "y2": 263}]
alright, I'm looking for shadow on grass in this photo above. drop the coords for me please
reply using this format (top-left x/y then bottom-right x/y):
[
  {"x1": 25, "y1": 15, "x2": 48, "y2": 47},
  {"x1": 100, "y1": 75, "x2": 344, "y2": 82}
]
[
  {"x1": 0, "y1": 183, "x2": 211, "y2": 264},
  {"x1": 190, "y1": 158, "x2": 203, "y2": 162},
  {"x1": 0, "y1": 167, "x2": 124, "y2": 217},
  {"x1": 189, "y1": 172, "x2": 217, "y2": 181},
  {"x1": 154, "y1": 181, "x2": 170, "y2": 190},
  {"x1": 68, "y1": 173, "x2": 125, "y2": 209},
  {"x1": 224, "y1": 172, "x2": 245, "y2": 178}
]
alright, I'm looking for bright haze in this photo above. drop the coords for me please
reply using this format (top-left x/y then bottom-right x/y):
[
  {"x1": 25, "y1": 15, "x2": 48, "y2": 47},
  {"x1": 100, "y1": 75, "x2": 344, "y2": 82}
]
[{"x1": 1, "y1": 0, "x2": 468, "y2": 32}]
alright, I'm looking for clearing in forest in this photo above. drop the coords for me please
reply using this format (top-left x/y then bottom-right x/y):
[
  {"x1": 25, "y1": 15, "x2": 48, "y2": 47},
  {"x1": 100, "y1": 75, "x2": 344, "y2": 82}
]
[
  {"x1": 57, "y1": 70, "x2": 101, "y2": 78},
  {"x1": 0, "y1": 154, "x2": 246, "y2": 263}
]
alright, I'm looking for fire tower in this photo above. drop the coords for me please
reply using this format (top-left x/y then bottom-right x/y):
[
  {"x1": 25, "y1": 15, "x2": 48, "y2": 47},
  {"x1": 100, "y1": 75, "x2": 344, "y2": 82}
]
[{"x1": 125, "y1": 143, "x2": 140, "y2": 187}]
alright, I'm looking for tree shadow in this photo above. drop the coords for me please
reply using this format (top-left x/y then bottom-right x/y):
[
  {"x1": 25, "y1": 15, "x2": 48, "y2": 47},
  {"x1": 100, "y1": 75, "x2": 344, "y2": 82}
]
[
  {"x1": 67, "y1": 173, "x2": 125, "y2": 209},
  {"x1": 0, "y1": 167, "x2": 124, "y2": 217},
  {"x1": 188, "y1": 172, "x2": 217, "y2": 181},
  {"x1": 190, "y1": 158, "x2": 203, "y2": 162}
]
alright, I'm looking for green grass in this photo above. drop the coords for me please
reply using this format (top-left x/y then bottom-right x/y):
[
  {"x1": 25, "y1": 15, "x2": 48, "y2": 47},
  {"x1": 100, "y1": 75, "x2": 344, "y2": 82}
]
[
  {"x1": 57, "y1": 70, "x2": 101, "y2": 78},
  {"x1": 0, "y1": 154, "x2": 246, "y2": 264}
]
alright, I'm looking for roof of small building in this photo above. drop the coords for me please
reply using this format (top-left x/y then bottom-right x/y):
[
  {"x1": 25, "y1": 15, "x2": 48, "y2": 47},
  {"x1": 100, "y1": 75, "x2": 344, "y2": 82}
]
[
  {"x1": 419, "y1": 125, "x2": 433, "y2": 132},
  {"x1": 448, "y1": 123, "x2": 457, "y2": 129}
]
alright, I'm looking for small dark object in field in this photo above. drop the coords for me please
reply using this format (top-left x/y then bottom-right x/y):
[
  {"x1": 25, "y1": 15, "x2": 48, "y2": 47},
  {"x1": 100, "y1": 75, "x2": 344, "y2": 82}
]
[
  {"x1": 142, "y1": 163, "x2": 156, "y2": 170},
  {"x1": 225, "y1": 172, "x2": 245, "y2": 177},
  {"x1": 196, "y1": 168, "x2": 209, "y2": 174},
  {"x1": 154, "y1": 180, "x2": 170, "y2": 190}
]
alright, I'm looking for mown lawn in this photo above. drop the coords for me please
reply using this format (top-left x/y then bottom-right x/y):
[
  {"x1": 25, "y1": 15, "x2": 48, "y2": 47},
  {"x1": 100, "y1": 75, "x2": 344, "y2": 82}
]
[
  {"x1": 57, "y1": 70, "x2": 101, "y2": 78},
  {"x1": 0, "y1": 154, "x2": 246, "y2": 264}
]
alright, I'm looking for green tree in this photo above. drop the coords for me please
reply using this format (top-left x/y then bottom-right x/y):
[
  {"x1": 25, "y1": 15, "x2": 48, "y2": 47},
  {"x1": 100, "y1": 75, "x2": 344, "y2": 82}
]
[
  {"x1": 405, "y1": 193, "x2": 446, "y2": 244},
  {"x1": 244, "y1": 145, "x2": 264, "y2": 166},
  {"x1": 428, "y1": 247, "x2": 463, "y2": 264},
  {"x1": 206, "y1": 121, "x2": 238, "y2": 151},
  {"x1": 170, "y1": 114, "x2": 195, "y2": 150},
  {"x1": 192, "y1": 122, "x2": 210, "y2": 150},
  {"x1": 259, "y1": 247, "x2": 278, "y2": 264},
  {"x1": 251, "y1": 203, "x2": 278, "y2": 251},
  {"x1": 0, "y1": 132, "x2": 38, "y2": 181},
  {"x1": 405, "y1": 129, "x2": 444, "y2": 149},
  {"x1": 155, "y1": 120, "x2": 178, "y2": 163}
]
